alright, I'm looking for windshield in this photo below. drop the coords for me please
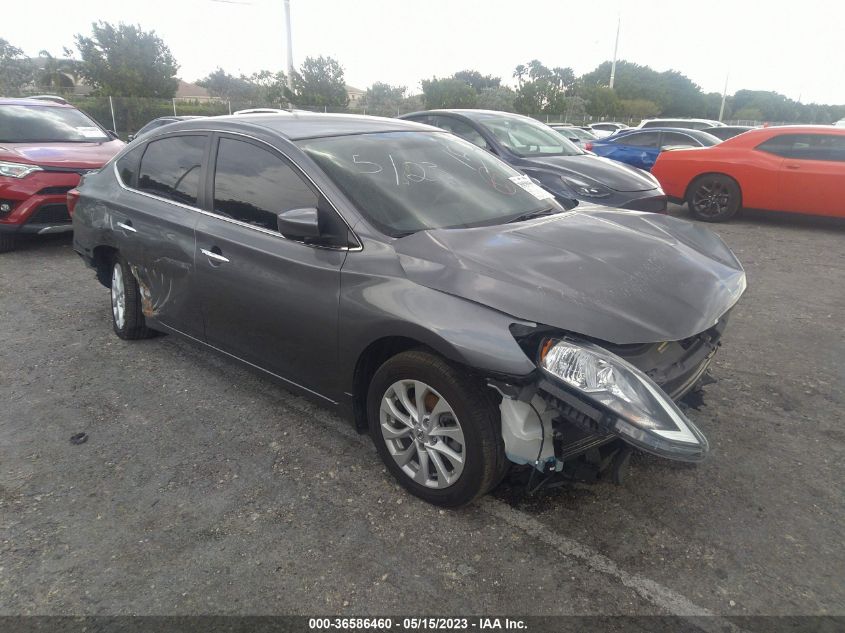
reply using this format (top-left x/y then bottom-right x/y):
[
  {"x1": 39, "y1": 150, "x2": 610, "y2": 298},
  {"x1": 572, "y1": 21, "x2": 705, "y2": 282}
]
[
  {"x1": 555, "y1": 127, "x2": 594, "y2": 141},
  {"x1": 472, "y1": 113, "x2": 584, "y2": 157},
  {"x1": 299, "y1": 131, "x2": 563, "y2": 237},
  {"x1": 0, "y1": 105, "x2": 109, "y2": 143}
]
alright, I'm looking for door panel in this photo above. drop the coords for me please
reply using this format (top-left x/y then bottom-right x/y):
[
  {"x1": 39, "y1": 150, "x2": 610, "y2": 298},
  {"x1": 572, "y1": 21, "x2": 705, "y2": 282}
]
[
  {"x1": 779, "y1": 159, "x2": 845, "y2": 217},
  {"x1": 113, "y1": 135, "x2": 206, "y2": 336},
  {"x1": 194, "y1": 216, "x2": 345, "y2": 398},
  {"x1": 195, "y1": 134, "x2": 347, "y2": 398}
]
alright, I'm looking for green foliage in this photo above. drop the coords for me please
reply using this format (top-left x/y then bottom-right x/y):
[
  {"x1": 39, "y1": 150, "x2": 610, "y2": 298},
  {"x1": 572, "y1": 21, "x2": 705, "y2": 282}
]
[
  {"x1": 421, "y1": 77, "x2": 477, "y2": 109},
  {"x1": 579, "y1": 61, "x2": 703, "y2": 117},
  {"x1": 35, "y1": 50, "x2": 79, "y2": 91},
  {"x1": 617, "y1": 98, "x2": 660, "y2": 120},
  {"x1": 475, "y1": 86, "x2": 516, "y2": 112},
  {"x1": 452, "y1": 70, "x2": 500, "y2": 92},
  {"x1": 73, "y1": 22, "x2": 179, "y2": 97},
  {"x1": 0, "y1": 39, "x2": 35, "y2": 95},
  {"x1": 360, "y1": 82, "x2": 407, "y2": 116},
  {"x1": 582, "y1": 86, "x2": 619, "y2": 117},
  {"x1": 292, "y1": 56, "x2": 348, "y2": 108},
  {"x1": 513, "y1": 60, "x2": 575, "y2": 116}
]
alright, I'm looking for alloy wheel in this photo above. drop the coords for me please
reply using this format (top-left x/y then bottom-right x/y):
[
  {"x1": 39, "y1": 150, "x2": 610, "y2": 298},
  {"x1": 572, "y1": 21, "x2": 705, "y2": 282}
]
[
  {"x1": 692, "y1": 179, "x2": 732, "y2": 218},
  {"x1": 379, "y1": 380, "x2": 466, "y2": 489},
  {"x1": 111, "y1": 263, "x2": 126, "y2": 330}
]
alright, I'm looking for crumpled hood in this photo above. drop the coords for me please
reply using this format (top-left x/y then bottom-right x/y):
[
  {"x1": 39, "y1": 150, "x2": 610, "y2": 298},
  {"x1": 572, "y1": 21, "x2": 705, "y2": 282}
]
[
  {"x1": 393, "y1": 208, "x2": 746, "y2": 345},
  {"x1": 0, "y1": 140, "x2": 124, "y2": 169},
  {"x1": 519, "y1": 154, "x2": 657, "y2": 192}
]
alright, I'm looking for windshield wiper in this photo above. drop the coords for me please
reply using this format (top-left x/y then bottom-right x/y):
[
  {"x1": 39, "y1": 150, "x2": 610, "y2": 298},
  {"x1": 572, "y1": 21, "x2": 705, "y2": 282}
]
[{"x1": 507, "y1": 207, "x2": 559, "y2": 224}]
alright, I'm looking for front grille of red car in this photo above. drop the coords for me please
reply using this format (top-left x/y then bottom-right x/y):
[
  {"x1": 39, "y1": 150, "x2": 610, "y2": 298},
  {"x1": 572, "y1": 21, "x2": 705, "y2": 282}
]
[
  {"x1": 27, "y1": 204, "x2": 71, "y2": 225},
  {"x1": 37, "y1": 186, "x2": 74, "y2": 196}
]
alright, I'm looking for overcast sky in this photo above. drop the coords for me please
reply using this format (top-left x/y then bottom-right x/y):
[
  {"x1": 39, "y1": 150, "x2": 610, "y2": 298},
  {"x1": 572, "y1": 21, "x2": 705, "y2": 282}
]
[{"x1": 7, "y1": 0, "x2": 845, "y2": 104}]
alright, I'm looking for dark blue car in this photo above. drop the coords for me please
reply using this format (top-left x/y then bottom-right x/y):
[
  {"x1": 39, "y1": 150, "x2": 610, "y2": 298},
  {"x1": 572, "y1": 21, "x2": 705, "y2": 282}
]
[{"x1": 587, "y1": 128, "x2": 721, "y2": 171}]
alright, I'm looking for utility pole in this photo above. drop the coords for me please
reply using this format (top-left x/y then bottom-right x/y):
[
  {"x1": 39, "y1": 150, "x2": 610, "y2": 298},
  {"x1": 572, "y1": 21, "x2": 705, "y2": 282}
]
[
  {"x1": 718, "y1": 73, "x2": 729, "y2": 122},
  {"x1": 609, "y1": 16, "x2": 620, "y2": 89},
  {"x1": 283, "y1": 0, "x2": 295, "y2": 110}
]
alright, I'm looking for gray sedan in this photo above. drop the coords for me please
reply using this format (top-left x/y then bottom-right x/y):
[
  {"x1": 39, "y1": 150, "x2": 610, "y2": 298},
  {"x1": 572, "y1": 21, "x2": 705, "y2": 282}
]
[
  {"x1": 400, "y1": 110, "x2": 668, "y2": 213},
  {"x1": 72, "y1": 113, "x2": 745, "y2": 506}
]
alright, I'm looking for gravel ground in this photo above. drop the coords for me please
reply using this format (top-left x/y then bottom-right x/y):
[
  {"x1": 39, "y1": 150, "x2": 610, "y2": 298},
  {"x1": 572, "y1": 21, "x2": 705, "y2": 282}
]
[{"x1": 1, "y1": 204, "x2": 843, "y2": 621}]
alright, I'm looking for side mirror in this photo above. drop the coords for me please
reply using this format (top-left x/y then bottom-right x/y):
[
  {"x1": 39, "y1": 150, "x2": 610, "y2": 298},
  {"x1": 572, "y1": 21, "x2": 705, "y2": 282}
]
[
  {"x1": 127, "y1": 134, "x2": 136, "y2": 142},
  {"x1": 277, "y1": 207, "x2": 320, "y2": 240}
]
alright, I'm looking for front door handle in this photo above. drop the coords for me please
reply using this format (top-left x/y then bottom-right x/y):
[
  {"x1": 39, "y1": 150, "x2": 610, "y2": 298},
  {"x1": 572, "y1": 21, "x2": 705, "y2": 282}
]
[
  {"x1": 201, "y1": 248, "x2": 230, "y2": 263},
  {"x1": 116, "y1": 221, "x2": 136, "y2": 233},
  {"x1": 785, "y1": 164, "x2": 801, "y2": 170}
]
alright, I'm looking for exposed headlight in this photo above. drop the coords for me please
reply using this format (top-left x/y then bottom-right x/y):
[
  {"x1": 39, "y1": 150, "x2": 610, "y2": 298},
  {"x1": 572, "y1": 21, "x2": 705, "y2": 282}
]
[
  {"x1": 539, "y1": 338, "x2": 708, "y2": 461},
  {"x1": 0, "y1": 161, "x2": 43, "y2": 179},
  {"x1": 561, "y1": 175, "x2": 611, "y2": 198}
]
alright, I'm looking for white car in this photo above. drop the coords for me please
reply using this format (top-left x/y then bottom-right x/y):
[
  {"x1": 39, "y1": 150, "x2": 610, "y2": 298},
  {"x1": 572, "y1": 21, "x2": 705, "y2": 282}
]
[
  {"x1": 638, "y1": 118, "x2": 725, "y2": 130},
  {"x1": 834, "y1": 118, "x2": 845, "y2": 127},
  {"x1": 588, "y1": 122, "x2": 629, "y2": 138}
]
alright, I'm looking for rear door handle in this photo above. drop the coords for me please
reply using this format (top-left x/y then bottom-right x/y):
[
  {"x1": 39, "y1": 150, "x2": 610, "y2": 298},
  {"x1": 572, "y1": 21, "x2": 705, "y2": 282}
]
[
  {"x1": 201, "y1": 248, "x2": 230, "y2": 263},
  {"x1": 116, "y1": 221, "x2": 136, "y2": 233},
  {"x1": 785, "y1": 164, "x2": 801, "y2": 170}
]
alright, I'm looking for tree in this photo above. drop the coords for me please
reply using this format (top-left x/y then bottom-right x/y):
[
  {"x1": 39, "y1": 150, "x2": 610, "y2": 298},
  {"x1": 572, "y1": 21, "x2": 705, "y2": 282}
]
[
  {"x1": 475, "y1": 86, "x2": 516, "y2": 111},
  {"x1": 452, "y1": 70, "x2": 500, "y2": 92},
  {"x1": 420, "y1": 77, "x2": 477, "y2": 109},
  {"x1": 35, "y1": 50, "x2": 79, "y2": 91},
  {"x1": 73, "y1": 22, "x2": 179, "y2": 97},
  {"x1": 0, "y1": 39, "x2": 35, "y2": 95},
  {"x1": 197, "y1": 68, "x2": 256, "y2": 101},
  {"x1": 513, "y1": 60, "x2": 575, "y2": 115},
  {"x1": 583, "y1": 86, "x2": 620, "y2": 118},
  {"x1": 617, "y1": 98, "x2": 660, "y2": 120},
  {"x1": 248, "y1": 70, "x2": 290, "y2": 106},
  {"x1": 292, "y1": 56, "x2": 347, "y2": 108},
  {"x1": 360, "y1": 82, "x2": 407, "y2": 116}
]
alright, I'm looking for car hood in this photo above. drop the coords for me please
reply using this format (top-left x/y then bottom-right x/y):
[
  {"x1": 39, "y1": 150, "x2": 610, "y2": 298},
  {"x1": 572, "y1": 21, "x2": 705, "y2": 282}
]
[
  {"x1": 393, "y1": 207, "x2": 746, "y2": 345},
  {"x1": 0, "y1": 140, "x2": 125, "y2": 169},
  {"x1": 519, "y1": 154, "x2": 657, "y2": 192}
]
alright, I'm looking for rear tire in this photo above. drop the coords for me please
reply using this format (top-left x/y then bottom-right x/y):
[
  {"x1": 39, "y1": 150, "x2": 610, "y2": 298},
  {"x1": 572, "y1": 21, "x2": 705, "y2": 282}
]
[
  {"x1": 367, "y1": 350, "x2": 506, "y2": 507},
  {"x1": 686, "y1": 175, "x2": 741, "y2": 222},
  {"x1": 0, "y1": 233, "x2": 17, "y2": 253},
  {"x1": 110, "y1": 255, "x2": 155, "y2": 340}
]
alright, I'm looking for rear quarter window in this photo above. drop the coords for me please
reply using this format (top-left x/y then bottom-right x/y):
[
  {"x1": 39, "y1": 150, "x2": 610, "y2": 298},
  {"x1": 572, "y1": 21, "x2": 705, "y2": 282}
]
[{"x1": 137, "y1": 135, "x2": 207, "y2": 206}]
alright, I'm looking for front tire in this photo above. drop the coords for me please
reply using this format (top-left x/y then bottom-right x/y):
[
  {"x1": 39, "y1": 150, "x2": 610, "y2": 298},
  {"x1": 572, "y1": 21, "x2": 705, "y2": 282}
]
[
  {"x1": 110, "y1": 256, "x2": 155, "y2": 340},
  {"x1": 686, "y1": 174, "x2": 741, "y2": 222},
  {"x1": 367, "y1": 350, "x2": 506, "y2": 507}
]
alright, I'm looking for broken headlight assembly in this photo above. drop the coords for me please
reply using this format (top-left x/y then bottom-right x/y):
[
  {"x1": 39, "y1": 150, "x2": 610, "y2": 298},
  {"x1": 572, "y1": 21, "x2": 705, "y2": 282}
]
[{"x1": 538, "y1": 338, "x2": 709, "y2": 461}]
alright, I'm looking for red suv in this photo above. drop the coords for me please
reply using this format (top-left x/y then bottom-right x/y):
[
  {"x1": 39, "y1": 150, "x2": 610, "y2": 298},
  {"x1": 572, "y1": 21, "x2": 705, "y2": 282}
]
[{"x1": 0, "y1": 97, "x2": 124, "y2": 252}]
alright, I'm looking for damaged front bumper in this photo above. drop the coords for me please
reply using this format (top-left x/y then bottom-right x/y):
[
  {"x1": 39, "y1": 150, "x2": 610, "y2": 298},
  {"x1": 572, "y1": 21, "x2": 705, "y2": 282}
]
[{"x1": 493, "y1": 317, "x2": 728, "y2": 473}]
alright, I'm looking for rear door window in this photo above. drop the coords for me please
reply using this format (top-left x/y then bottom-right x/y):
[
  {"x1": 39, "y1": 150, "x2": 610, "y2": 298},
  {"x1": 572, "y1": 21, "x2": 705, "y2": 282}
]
[
  {"x1": 617, "y1": 131, "x2": 660, "y2": 147},
  {"x1": 137, "y1": 135, "x2": 207, "y2": 205},
  {"x1": 211, "y1": 137, "x2": 318, "y2": 232},
  {"x1": 115, "y1": 145, "x2": 144, "y2": 187},
  {"x1": 662, "y1": 131, "x2": 697, "y2": 146},
  {"x1": 425, "y1": 116, "x2": 490, "y2": 149}
]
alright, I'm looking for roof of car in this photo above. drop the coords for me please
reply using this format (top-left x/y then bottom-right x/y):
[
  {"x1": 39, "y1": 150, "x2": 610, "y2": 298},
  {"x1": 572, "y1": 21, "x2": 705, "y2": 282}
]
[
  {"x1": 402, "y1": 109, "x2": 540, "y2": 122},
  {"x1": 169, "y1": 111, "x2": 431, "y2": 140},
  {"x1": 0, "y1": 97, "x2": 74, "y2": 108}
]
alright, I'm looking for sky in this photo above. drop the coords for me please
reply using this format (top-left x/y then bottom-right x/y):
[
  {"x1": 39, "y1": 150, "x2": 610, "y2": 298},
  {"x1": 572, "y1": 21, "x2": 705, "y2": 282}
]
[{"x1": 6, "y1": 0, "x2": 845, "y2": 104}]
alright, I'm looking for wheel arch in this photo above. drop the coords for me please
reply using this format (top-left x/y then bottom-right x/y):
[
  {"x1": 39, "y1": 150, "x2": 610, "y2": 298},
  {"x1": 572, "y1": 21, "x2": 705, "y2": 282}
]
[
  {"x1": 92, "y1": 245, "x2": 119, "y2": 288},
  {"x1": 684, "y1": 172, "x2": 743, "y2": 207}
]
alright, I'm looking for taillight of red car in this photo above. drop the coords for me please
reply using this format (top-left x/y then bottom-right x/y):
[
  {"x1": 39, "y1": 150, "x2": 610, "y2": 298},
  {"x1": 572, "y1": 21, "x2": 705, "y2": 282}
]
[
  {"x1": 67, "y1": 188, "x2": 80, "y2": 216},
  {"x1": 584, "y1": 142, "x2": 593, "y2": 151}
]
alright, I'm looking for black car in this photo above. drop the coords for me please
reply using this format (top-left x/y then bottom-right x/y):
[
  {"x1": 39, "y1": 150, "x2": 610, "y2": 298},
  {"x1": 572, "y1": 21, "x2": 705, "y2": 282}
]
[
  {"x1": 72, "y1": 113, "x2": 745, "y2": 506},
  {"x1": 701, "y1": 125, "x2": 756, "y2": 141},
  {"x1": 129, "y1": 115, "x2": 205, "y2": 141},
  {"x1": 400, "y1": 110, "x2": 667, "y2": 213}
]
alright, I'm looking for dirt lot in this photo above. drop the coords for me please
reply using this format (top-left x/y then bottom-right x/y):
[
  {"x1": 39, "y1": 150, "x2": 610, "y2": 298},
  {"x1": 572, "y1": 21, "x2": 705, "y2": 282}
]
[{"x1": 1, "y1": 205, "x2": 843, "y2": 623}]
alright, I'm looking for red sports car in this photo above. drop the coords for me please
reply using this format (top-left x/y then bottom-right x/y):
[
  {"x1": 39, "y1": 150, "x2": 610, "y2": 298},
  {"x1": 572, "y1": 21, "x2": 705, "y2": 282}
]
[
  {"x1": 0, "y1": 97, "x2": 124, "y2": 252},
  {"x1": 652, "y1": 126, "x2": 845, "y2": 221}
]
